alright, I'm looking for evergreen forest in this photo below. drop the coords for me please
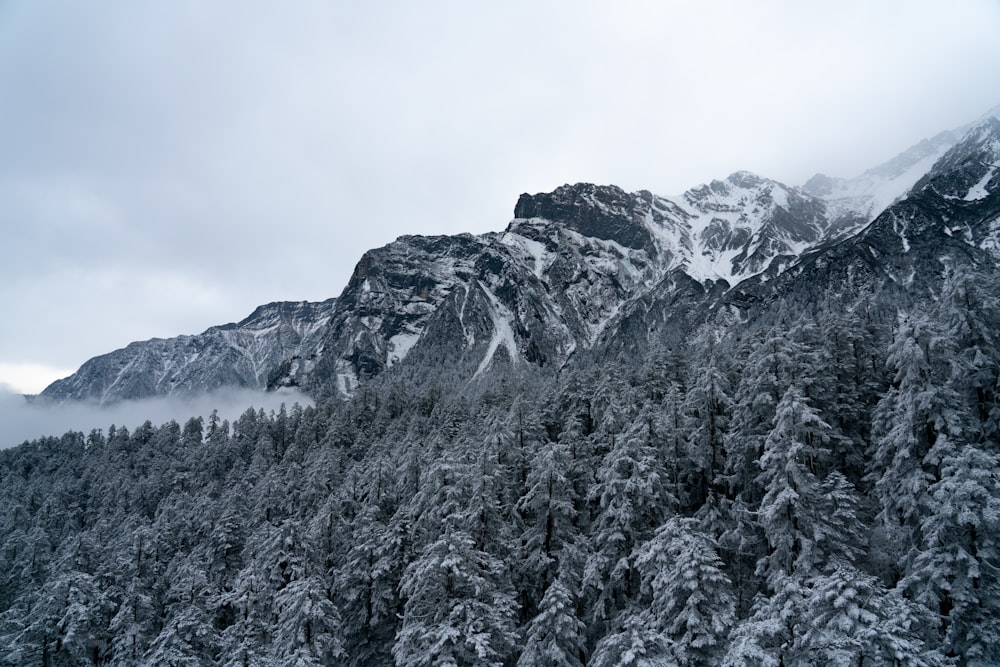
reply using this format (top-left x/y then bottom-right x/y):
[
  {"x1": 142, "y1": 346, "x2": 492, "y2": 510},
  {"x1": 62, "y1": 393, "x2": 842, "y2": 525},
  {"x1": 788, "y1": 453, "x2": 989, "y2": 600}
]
[{"x1": 2, "y1": 264, "x2": 1000, "y2": 666}]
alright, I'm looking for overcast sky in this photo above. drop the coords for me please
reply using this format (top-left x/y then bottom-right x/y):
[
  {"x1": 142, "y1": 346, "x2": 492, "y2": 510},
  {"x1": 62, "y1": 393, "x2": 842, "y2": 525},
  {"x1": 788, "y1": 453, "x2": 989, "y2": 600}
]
[{"x1": 1, "y1": 1, "x2": 999, "y2": 395}]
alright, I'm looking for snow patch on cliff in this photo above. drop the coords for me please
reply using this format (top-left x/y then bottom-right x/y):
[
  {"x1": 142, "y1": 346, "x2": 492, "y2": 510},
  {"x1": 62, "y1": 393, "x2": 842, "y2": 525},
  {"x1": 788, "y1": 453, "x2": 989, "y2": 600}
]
[{"x1": 473, "y1": 281, "x2": 518, "y2": 379}]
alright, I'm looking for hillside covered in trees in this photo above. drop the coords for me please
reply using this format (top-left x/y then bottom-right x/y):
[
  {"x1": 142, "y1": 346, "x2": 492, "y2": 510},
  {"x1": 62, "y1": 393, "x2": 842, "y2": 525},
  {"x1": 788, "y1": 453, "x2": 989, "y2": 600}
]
[{"x1": 3, "y1": 261, "x2": 999, "y2": 665}]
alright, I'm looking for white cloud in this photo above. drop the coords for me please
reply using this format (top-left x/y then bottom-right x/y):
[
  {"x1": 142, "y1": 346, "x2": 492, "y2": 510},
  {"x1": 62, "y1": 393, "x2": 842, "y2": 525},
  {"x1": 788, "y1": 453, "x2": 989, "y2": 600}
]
[
  {"x1": 0, "y1": 362, "x2": 75, "y2": 395},
  {"x1": 0, "y1": 387, "x2": 313, "y2": 450}
]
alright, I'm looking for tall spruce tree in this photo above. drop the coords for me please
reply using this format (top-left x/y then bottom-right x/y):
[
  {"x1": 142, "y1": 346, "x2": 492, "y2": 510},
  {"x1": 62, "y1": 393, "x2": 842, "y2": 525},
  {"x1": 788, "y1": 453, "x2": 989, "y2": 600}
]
[
  {"x1": 633, "y1": 517, "x2": 735, "y2": 664},
  {"x1": 869, "y1": 312, "x2": 966, "y2": 584},
  {"x1": 584, "y1": 416, "x2": 670, "y2": 629}
]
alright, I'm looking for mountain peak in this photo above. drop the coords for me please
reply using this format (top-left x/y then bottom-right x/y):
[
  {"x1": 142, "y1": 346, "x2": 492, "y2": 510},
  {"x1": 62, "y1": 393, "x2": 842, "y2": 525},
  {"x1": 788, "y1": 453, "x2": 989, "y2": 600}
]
[
  {"x1": 513, "y1": 183, "x2": 654, "y2": 251},
  {"x1": 687, "y1": 171, "x2": 779, "y2": 204},
  {"x1": 514, "y1": 183, "x2": 630, "y2": 218},
  {"x1": 725, "y1": 170, "x2": 768, "y2": 188},
  {"x1": 238, "y1": 299, "x2": 337, "y2": 329},
  {"x1": 976, "y1": 102, "x2": 1000, "y2": 124},
  {"x1": 801, "y1": 173, "x2": 837, "y2": 197},
  {"x1": 41, "y1": 298, "x2": 337, "y2": 404}
]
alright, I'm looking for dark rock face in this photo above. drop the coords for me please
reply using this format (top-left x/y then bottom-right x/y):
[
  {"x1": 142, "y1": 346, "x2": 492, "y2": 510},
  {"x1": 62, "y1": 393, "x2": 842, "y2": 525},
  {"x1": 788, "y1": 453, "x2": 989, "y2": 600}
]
[
  {"x1": 514, "y1": 183, "x2": 657, "y2": 253},
  {"x1": 303, "y1": 234, "x2": 501, "y2": 395},
  {"x1": 300, "y1": 212, "x2": 661, "y2": 397},
  {"x1": 296, "y1": 171, "x2": 870, "y2": 396}
]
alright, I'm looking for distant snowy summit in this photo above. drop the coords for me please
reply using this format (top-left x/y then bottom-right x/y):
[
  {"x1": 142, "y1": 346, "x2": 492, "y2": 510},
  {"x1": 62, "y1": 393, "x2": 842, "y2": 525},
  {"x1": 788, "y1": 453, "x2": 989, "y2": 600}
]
[
  {"x1": 801, "y1": 129, "x2": 961, "y2": 223},
  {"x1": 42, "y1": 110, "x2": 1000, "y2": 404},
  {"x1": 802, "y1": 105, "x2": 1000, "y2": 222}
]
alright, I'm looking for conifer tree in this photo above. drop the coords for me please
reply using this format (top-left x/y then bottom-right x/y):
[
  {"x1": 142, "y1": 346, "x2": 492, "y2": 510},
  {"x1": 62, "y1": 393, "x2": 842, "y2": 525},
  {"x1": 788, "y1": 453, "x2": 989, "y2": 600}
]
[
  {"x1": 142, "y1": 563, "x2": 217, "y2": 666},
  {"x1": 634, "y1": 517, "x2": 735, "y2": 664},
  {"x1": 584, "y1": 416, "x2": 669, "y2": 627},
  {"x1": 905, "y1": 440, "x2": 1000, "y2": 663},
  {"x1": 726, "y1": 318, "x2": 803, "y2": 504},
  {"x1": 937, "y1": 262, "x2": 1000, "y2": 440},
  {"x1": 517, "y1": 546, "x2": 587, "y2": 667},
  {"x1": 756, "y1": 386, "x2": 833, "y2": 587},
  {"x1": 518, "y1": 437, "x2": 581, "y2": 595},
  {"x1": 271, "y1": 575, "x2": 345, "y2": 666},
  {"x1": 682, "y1": 326, "x2": 732, "y2": 512},
  {"x1": 588, "y1": 614, "x2": 671, "y2": 667},
  {"x1": 1, "y1": 570, "x2": 107, "y2": 667},
  {"x1": 393, "y1": 525, "x2": 518, "y2": 667},
  {"x1": 796, "y1": 563, "x2": 945, "y2": 666},
  {"x1": 338, "y1": 500, "x2": 403, "y2": 666},
  {"x1": 869, "y1": 312, "x2": 966, "y2": 583}
]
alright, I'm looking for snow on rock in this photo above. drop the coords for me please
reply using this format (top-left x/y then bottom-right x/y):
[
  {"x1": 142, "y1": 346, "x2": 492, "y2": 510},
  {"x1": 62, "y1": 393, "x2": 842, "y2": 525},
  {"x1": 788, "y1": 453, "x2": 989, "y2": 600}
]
[
  {"x1": 387, "y1": 331, "x2": 421, "y2": 366},
  {"x1": 964, "y1": 165, "x2": 997, "y2": 201},
  {"x1": 980, "y1": 216, "x2": 1000, "y2": 260},
  {"x1": 336, "y1": 369, "x2": 358, "y2": 395},
  {"x1": 664, "y1": 172, "x2": 830, "y2": 283},
  {"x1": 499, "y1": 230, "x2": 550, "y2": 278},
  {"x1": 472, "y1": 281, "x2": 519, "y2": 379},
  {"x1": 50, "y1": 112, "x2": 1000, "y2": 404}
]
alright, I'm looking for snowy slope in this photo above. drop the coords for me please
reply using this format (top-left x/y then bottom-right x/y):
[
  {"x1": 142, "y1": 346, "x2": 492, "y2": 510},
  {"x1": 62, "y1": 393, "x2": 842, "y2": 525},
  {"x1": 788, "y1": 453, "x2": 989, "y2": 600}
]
[
  {"x1": 802, "y1": 130, "x2": 960, "y2": 225},
  {"x1": 732, "y1": 117, "x2": 1000, "y2": 306},
  {"x1": 802, "y1": 106, "x2": 1000, "y2": 227},
  {"x1": 669, "y1": 171, "x2": 830, "y2": 283}
]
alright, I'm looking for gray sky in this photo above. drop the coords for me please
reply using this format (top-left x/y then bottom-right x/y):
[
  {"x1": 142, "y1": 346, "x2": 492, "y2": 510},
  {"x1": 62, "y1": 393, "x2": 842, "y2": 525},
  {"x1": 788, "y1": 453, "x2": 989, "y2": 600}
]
[{"x1": 2, "y1": 0, "x2": 999, "y2": 394}]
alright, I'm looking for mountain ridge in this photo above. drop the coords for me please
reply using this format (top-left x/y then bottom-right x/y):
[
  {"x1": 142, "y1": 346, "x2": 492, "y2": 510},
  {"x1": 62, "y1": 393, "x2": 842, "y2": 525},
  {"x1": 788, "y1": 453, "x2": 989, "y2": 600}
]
[
  {"x1": 40, "y1": 299, "x2": 336, "y2": 405},
  {"x1": 40, "y1": 111, "x2": 1000, "y2": 404}
]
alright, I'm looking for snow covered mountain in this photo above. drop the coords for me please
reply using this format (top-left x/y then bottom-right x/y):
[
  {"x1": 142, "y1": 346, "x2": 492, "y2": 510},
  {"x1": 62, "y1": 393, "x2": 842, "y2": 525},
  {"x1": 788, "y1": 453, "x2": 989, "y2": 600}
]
[
  {"x1": 801, "y1": 105, "x2": 1000, "y2": 224},
  {"x1": 40, "y1": 299, "x2": 336, "y2": 404},
  {"x1": 733, "y1": 116, "x2": 1000, "y2": 306},
  {"x1": 42, "y1": 113, "x2": 1000, "y2": 403},
  {"x1": 14, "y1": 110, "x2": 1000, "y2": 667},
  {"x1": 801, "y1": 129, "x2": 960, "y2": 225},
  {"x1": 293, "y1": 173, "x2": 861, "y2": 397}
]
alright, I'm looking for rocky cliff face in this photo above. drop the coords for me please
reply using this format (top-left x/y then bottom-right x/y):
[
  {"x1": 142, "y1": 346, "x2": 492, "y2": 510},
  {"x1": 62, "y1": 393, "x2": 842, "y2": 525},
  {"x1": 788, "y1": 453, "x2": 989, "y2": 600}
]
[{"x1": 294, "y1": 170, "x2": 866, "y2": 397}]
